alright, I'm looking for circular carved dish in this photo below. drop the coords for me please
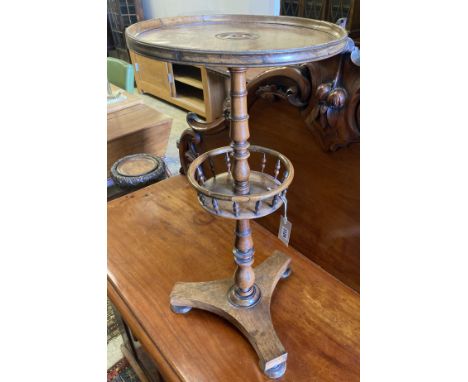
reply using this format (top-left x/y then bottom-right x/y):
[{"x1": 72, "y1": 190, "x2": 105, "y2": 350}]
[
  {"x1": 126, "y1": 14, "x2": 348, "y2": 67},
  {"x1": 110, "y1": 153, "x2": 165, "y2": 188}
]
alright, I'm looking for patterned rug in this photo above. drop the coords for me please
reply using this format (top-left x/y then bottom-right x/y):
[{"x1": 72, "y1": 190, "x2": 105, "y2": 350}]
[
  {"x1": 107, "y1": 299, "x2": 120, "y2": 343},
  {"x1": 107, "y1": 358, "x2": 141, "y2": 382}
]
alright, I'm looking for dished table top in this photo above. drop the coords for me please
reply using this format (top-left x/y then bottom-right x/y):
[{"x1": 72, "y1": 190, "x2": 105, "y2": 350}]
[
  {"x1": 107, "y1": 175, "x2": 359, "y2": 382},
  {"x1": 126, "y1": 14, "x2": 348, "y2": 67}
]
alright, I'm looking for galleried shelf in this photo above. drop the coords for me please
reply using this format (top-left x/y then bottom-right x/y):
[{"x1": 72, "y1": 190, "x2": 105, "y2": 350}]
[{"x1": 126, "y1": 14, "x2": 348, "y2": 379}]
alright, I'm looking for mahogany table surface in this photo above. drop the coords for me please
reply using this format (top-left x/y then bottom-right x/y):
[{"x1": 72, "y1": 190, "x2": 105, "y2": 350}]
[
  {"x1": 107, "y1": 102, "x2": 172, "y2": 174},
  {"x1": 107, "y1": 103, "x2": 172, "y2": 142},
  {"x1": 107, "y1": 175, "x2": 359, "y2": 382}
]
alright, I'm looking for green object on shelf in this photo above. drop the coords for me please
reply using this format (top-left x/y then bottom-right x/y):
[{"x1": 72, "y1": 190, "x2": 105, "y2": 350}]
[{"x1": 107, "y1": 57, "x2": 135, "y2": 93}]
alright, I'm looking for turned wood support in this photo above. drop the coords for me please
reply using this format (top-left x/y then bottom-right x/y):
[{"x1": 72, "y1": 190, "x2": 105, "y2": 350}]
[
  {"x1": 227, "y1": 67, "x2": 260, "y2": 308},
  {"x1": 173, "y1": 63, "x2": 298, "y2": 380},
  {"x1": 229, "y1": 68, "x2": 250, "y2": 195}
]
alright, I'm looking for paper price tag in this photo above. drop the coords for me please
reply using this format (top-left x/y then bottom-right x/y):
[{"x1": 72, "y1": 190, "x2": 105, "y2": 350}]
[{"x1": 278, "y1": 216, "x2": 292, "y2": 246}]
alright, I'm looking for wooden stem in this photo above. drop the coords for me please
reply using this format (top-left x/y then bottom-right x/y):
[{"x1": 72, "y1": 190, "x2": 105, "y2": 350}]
[
  {"x1": 233, "y1": 220, "x2": 255, "y2": 293},
  {"x1": 228, "y1": 67, "x2": 260, "y2": 307},
  {"x1": 229, "y1": 67, "x2": 250, "y2": 195}
]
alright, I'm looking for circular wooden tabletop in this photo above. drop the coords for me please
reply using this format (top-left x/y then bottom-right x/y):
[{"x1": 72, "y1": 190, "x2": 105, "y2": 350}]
[{"x1": 126, "y1": 15, "x2": 348, "y2": 67}]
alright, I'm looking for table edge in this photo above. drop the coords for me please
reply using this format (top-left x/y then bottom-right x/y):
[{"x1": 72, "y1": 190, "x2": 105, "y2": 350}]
[
  {"x1": 108, "y1": 278, "x2": 183, "y2": 382},
  {"x1": 126, "y1": 14, "x2": 348, "y2": 67}
]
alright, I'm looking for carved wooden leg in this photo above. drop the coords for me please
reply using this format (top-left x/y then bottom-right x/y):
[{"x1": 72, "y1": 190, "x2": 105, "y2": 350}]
[
  {"x1": 170, "y1": 250, "x2": 291, "y2": 378},
  {"x1": 227, "y1": 220, "x2": 261, "y2": 307}
]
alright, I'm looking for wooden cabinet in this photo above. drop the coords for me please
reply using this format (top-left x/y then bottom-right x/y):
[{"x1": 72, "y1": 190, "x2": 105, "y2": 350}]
[
  {"x1": 129, "y1": 50, "x2": 226, "y2": 122},
  {"x1": 280, "y1": 0, "x2": 359, "y2": 38},
  {"x1": 107, "y1": 102, "x2": 172, "y2": 174},
  {"x1": 107, "y1": 0, "x2": 143, "y2": 61}
]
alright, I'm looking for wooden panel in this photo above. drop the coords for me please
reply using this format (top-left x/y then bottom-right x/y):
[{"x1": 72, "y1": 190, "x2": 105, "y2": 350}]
[
  {"x1": 107, "y1": 104, "x2": 171, "y2": 141},
  {"x1": 108, "y1": 175, "x2": 359, "y2": 382},
  {"x1": 173, "y1": 64, "x2": 203, "y2": 89},
  {"x1": 202, "y1": 67, "x2": 226, "y2": 122},
  {"x1": 107, "y1": 104, "x2": 172, "y2": 172},
  {"x1": 184, "y1": 98, "x2": 360, "y2": 291},
  {"x1": 251, "y1": 100, "x2": 360, "y2": 292},
  {"x1": 172, "y1": 83, "x2": 205, "y2": 116},
  {"x1": 131, "y1": 51, "x2": 172, "y2": 98},
  {"x1": 130, "y1": 51, "x2": 208, "y2": 118}
]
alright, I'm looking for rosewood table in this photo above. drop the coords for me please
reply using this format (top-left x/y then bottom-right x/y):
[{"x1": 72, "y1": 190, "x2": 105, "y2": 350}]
[
  {"x1": 124, "y1": 14, "x2": 352, "y2": 379},
  {"x1": 108, "y1": 175, "x2": 360, "y2": 382}
]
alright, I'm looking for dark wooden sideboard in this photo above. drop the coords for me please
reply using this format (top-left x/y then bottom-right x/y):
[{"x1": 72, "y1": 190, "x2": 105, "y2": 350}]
[{"x1": 179, "y1": 53, "x2": 360, "y2": 291}]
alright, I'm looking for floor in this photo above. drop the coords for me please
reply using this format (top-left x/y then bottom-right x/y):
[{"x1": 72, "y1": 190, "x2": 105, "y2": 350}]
[
  {"x1": 141, "y1": 92, "x2": 190, "y2": 175},
  {"x1": 107, "y1": 333, "x2": 124, "y2": 369},
  {"x1": 107, "y1": 91, "x2": 189, "y2": 369}
]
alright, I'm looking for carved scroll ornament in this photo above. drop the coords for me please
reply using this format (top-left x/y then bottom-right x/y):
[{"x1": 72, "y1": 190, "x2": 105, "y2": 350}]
[{"x1": 178, "y1": 48, "x2": 360, "y2": 172}]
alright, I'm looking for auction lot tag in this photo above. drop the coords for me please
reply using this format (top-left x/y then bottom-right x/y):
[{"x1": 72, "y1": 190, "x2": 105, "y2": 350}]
[{"x1": 278, "y1": 216, "x2": 292, "y2": 246}]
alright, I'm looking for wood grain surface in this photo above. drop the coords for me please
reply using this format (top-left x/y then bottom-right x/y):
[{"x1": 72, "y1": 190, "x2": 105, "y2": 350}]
[
  {"x1": 180, "y1": 97, "x2": 360, "y2": 291},
  {"x1": 125, "y1": 15, "x2": 348, "y2": 67},
  {"x1": 107, "y1": 103, "x2": 172, "y2": 172},
  {"x1": 108, "y1": 175, "x2": 359, "y2": 381}
]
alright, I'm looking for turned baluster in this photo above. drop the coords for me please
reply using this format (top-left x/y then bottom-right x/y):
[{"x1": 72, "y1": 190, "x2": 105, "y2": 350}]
[
  {"x1": 208, "y1": 156, "x2": 216, "y2": 179},
  {"x1": 199, "y1": 193, "x2": 206, "y2": 206},
  {"x1": 274, "y1": 159, "x2": 281, "y2": 180},
  {"x1": 196, "y1": 166, "x2": 206, "y2": 185},
  {"x1": 261, "y1": 153, "x2": 267, "y2": 173},
  {"x1": 227, "y1": 67, "x2": 260, "y2": 307},
  {"x1": 272, "y1": 195, "x2": 279, "y2": 207},
  {"x1": 255, "y1": 200, "x2": 261, "y2": 215},
  {"x1": 225, "y1": 152, "x2": 232, "y2": 176},
  {"x1": 233, "y1": 201, "x2": 240, "y2": 217},
  {"x1": 212, "y1": 198, "x2": 220, "y2": 214}
]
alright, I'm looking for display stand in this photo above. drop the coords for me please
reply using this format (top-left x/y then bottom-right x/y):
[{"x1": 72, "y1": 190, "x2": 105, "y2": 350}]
[{"x1": 126, "y1": 14, "x2": 348, "y2": 378}]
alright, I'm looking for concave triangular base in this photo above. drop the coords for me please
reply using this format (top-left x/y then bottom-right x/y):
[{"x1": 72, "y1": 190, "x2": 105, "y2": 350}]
[{"x1": 170, "y1": 250, "x2": 291, "y2": 379}]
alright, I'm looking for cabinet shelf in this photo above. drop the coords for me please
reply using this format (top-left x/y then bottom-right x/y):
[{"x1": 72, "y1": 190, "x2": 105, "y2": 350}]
[
  {"x1": 130, "y1": 51, "x2": 226, "y2": 122},
  {"x1": 174, "y1": 76, "x2": 203, "y2": 89},
  {"x1": 173, "y1": 82, "x2": 205, "y2": 116},
  {"x1": 173, "y1": 64, "x2": 203, "y2": 89}
]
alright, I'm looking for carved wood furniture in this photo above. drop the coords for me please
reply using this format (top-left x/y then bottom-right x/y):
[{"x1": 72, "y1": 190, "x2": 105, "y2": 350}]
[
  {"x1": 107, "y1": 87, "x2": 172, "y2": 174},
  {"x1": 129, "y1": 51, "x2": 226, "y2": 122},
  {"x1": 125, "y1": 14, "x2": 351, "y2": 379},
  {"x1": 178, "y1": 30, "x2": 360, "y2": 292},
  {"x1": 108, "y1": 175, "x2": 360, "y2": 381}
]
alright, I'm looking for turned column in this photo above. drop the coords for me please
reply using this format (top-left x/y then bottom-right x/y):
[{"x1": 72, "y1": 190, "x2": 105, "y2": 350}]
[{"x1": 227, "y1": 67, "x2": 261, "y2": 307}]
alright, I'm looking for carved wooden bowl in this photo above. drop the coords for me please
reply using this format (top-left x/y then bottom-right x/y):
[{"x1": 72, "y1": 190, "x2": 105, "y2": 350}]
[{"x1": 187, "y1": 145, "x2": 294, "y2": 219}]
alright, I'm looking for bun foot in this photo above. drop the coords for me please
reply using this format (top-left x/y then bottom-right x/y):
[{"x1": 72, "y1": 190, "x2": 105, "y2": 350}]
[
  {"x1": 170, "y1": 251, "x2": 291, "y2": 378},
  {"x1": 281, "y1": 267, "x2": 292, "y2": 279},
  {"x1": 264, "y1": 362, "x2": 287, "y2": 379},
  {"x1": 170, "y1": 305, "x2": 192, "y2": 314}
]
